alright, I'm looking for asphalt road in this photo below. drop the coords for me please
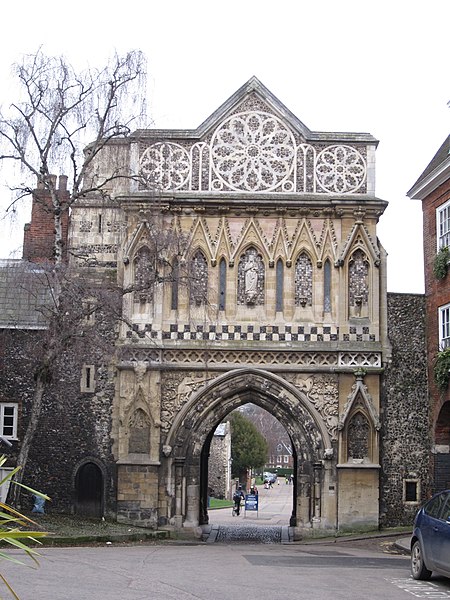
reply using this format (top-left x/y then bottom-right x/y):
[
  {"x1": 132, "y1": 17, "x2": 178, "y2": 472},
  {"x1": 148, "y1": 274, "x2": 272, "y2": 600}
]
[
  {"x1": 1, "y1": 482, "x2": 439, "y2": 599},
  {"x1": 2, "y1": 541, "x2": 448, "y2": 600}
]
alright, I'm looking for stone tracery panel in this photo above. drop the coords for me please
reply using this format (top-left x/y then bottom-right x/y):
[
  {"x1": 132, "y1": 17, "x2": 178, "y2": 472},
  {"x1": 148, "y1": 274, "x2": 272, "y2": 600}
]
[
  {"x1": 140, "y1": 142, "x2": 190, "y2": 190},
  {"x1": 138, "y1": 109, "x2": 368, "y2": 194},
  {"x1": 210, "y1": 112, "x2": 296, "y2": 192},
  {"x1": 295, "y1": 252, "x2": 313, "y2": 307},
  {"x1": 347, "y1": 412, "x2": 370, "y2": 460},
  {"x1": 349, "y1": 249, "x2": 369, "y2": 307},
  {"x1": 316, "y1": 145, "x2": 366, "y2": 193},
  {"x1": 190, "y1": 250, "x2": 208, "y2": 305},
  {"x1": 133, "y1": 246, "x2": 155, "y2": 304}
]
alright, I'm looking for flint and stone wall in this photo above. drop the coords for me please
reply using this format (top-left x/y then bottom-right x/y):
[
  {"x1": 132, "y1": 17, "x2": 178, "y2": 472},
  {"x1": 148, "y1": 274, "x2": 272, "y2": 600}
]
[
  {"x1": 381, "y1": 292, "x2": 430, "y2": 527},
  {"x1": 0, "y1": 318, "x2": 117, "y2": 516}
]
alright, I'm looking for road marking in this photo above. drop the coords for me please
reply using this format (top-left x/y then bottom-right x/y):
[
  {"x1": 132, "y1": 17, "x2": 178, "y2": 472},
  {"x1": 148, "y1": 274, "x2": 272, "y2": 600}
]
[{"x1": 387, "y1": 578, "x2": 450, "y2": 597}]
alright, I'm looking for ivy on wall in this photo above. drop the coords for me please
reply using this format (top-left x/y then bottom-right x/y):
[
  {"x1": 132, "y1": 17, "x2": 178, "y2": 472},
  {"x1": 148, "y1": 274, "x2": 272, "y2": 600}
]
[
  {"x1": 434, "y1": 347, "x2": 450, "y2": 391},
  {"x1": 433, "y1": 246, "x2": 449, "y2": 280}
]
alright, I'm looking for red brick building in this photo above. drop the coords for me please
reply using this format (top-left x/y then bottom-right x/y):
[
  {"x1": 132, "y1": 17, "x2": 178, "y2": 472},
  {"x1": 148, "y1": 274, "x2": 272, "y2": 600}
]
[{"x1": 408, "y1": 135, "x2": 450, "y2": 491}]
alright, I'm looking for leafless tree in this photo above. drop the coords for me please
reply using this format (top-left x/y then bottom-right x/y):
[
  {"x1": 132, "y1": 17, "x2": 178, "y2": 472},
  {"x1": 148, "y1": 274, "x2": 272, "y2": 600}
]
[
  {"x1": 0, "y1": 48, "x2": 147, "y2": 263},
  {"x1": 0, "y1": 49, "x2": 148, "y2": 505}
]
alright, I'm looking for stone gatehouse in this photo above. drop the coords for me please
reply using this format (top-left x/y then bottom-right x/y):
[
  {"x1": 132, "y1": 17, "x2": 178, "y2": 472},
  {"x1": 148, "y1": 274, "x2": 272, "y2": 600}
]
[{"x1": 0, "y1": 78, "x2": 430, "y2": 534}]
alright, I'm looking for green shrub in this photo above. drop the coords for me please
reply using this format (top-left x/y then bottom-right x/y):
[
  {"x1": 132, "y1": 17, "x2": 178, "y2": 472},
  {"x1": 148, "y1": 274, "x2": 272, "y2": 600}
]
[
  {"x1": 434, "y1": 348, "x2": 450, "y2": 391},
  {"x1": 433, "y1": 246, "x2": 449, "y2": 280}
]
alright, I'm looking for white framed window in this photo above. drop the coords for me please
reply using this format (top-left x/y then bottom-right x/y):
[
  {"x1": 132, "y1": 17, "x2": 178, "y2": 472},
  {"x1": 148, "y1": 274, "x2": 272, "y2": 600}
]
[
  {"x1": 284, "y1": 455, "x2": 289, "y2": 464},
  {"x1": 439, "y1": 304, "x2": 450, "y2": 349},
  {"x1": 0, "y1": 404, "x2": 18, "y2": 440},
  {"x1": 437, "y1": 200, "x2": 450, "y2": 250},
  {"x1": 276, "y1": 455, "x2": 282, "y2": 463}
]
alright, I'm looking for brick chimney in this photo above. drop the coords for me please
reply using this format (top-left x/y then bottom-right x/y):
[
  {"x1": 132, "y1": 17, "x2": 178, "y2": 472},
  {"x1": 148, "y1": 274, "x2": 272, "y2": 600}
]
[{"x1": 22, "y1": 175, "x2": 70, "y2": 264}]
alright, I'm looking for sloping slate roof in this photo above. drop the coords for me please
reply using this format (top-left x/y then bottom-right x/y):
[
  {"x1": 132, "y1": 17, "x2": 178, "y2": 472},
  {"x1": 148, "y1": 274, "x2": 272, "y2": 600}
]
[
  {"x1": 0, "y1": 260, "x2": 52, "y2": 329},
  {"x1": 408, "y1": 134, "x2": 450, "y2": 196}
]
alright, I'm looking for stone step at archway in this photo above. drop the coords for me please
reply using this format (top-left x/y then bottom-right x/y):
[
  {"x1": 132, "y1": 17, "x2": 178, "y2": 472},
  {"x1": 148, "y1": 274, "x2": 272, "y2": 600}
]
[{"x1": 201, "y1": 524, "x2": 293, "y2": 544}]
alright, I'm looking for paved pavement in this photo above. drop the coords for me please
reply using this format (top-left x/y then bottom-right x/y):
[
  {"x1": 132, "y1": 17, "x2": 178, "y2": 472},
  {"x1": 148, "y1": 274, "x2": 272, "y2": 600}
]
[
  {"x1": 210, "y1": 479, "x2": 294, "y2": 526},
  {"x1": 206, "y1": 480, "x2": 412, "y2": 549},
  {"x1": 203, "y1": 479, "x2": 295, "y2": 542}
]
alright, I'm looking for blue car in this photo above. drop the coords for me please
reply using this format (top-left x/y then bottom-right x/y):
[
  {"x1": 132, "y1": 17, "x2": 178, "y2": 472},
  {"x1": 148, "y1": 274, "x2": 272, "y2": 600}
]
[{"x1": 411, "y1": 489, "x2": 450, "y2": 580}]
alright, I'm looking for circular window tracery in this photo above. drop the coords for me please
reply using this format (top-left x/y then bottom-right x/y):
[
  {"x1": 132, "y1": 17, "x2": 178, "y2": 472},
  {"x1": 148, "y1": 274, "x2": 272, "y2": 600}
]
[
  {"x1": 140, "y1": 142, "x2": 190, "y2": 190},
  {"x1": 211, "y1": 111, "x2": 296, "y2": 192},
  {"x1": 316, "y1": 145, "x2": 366, "y2": 193}
]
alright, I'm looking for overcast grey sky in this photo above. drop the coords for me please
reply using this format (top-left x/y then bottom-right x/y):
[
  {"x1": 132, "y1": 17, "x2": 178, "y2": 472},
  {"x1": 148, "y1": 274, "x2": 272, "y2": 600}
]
[{"x1": 1, "y1": 0, "x2": 449, "y2": 293}]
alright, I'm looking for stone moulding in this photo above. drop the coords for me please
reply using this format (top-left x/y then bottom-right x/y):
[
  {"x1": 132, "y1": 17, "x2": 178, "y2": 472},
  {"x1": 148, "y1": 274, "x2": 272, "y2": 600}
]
[{"x1": 117, "y1": 348, "x2": 382, "y2": 371}]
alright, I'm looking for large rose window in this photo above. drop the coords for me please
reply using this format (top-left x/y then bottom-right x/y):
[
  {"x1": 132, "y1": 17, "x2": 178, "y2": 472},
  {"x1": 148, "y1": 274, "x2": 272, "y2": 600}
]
[
  {"x1": 211, "y1": 112, "x2": 296, "y2": 192},
  {"x1": 316, "y1": 145, "x2": 366, "y2": 193},
  {"x1": 140, "y1": 142, "x2": 190, "y2": 190}
]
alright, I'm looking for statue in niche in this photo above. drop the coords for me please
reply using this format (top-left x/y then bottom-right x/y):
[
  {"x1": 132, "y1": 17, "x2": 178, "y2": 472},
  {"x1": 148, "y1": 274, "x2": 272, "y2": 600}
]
[
  {"x1": 237, "y1": 248, "x2": 264, "y2": 306},
  {"x1": 244, "y1": 254, "x2": 259, "y2": 303},
  {"x1": 129, "y1": 408, "x2": 150, "y2": 454}
]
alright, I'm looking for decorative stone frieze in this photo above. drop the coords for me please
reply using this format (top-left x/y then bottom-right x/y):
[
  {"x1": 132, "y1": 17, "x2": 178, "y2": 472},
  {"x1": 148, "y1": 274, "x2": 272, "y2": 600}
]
[{"x1": 283, "y1": 373, "x2": 339, "y2": 440}]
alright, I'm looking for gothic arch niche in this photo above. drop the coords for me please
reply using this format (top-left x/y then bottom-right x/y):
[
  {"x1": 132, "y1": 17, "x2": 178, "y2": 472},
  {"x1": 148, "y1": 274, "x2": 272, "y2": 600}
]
[
  {"x1": 128, "y1": 407, "x2": 151, "y2": 454},
  {"x1": 294, "y1": 251, "x2": 313, "y2": 310},
  {"x1": 237, "y1": 247, "x2": 265, "y2": 306},
  {"x1": 323, "y1": 258, "x2": 332, "y2": 314},
  {"x1": 163, "y1": 368, "x2": 335, "y2": 531},
  {"x1": 121, "y1": 381, "x2": 160, "y2": 463},
  {"x1": 348, "y1": 249, "x2": 369, "y2": 318},
  {"x1": 133, "y1": 245, "x2": 156, "y2": 306},
  {"x1": 336, "y1": 373, "x2": 381, "y2": 530},
  {"x1": 345, "y1": 409, "x2": 372, "y2": 463},
  {"x1": 190, "y1": 249, "x2": 208, "y2": 306},
  {"x1": 338, "y1": 376, "x2": 380, "y2": 466}
]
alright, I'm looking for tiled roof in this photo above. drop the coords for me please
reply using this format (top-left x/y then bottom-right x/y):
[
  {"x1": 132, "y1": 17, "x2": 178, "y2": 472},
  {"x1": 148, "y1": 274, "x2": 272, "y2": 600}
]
[{"x1": 0, "y1": 260, "x2": 52, "y2": 329}]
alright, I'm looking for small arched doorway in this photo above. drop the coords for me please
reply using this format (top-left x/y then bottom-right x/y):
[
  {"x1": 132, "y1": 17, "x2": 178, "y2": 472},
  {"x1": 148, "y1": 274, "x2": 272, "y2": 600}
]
[{"x1": 75, "y1": 461, "x2": 104, "y2": 518}]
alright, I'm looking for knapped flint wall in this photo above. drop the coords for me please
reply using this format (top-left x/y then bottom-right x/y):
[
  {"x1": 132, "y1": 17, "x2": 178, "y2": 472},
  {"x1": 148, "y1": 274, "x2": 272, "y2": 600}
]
[{"x1": 381, "y1": 292, "x2": 430, "y2": 527}]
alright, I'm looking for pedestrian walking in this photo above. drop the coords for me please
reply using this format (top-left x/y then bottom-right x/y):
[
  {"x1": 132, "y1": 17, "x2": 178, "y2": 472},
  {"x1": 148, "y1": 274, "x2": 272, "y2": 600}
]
[{"x1": 232, "y1": 486, "x2": 245, "y2": 516}]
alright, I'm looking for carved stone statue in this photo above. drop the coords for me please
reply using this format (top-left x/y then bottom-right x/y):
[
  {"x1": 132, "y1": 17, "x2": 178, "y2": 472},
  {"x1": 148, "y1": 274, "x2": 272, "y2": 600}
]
[{"x1": 244, "y1": 255, "x2": 258, "y2": 303}]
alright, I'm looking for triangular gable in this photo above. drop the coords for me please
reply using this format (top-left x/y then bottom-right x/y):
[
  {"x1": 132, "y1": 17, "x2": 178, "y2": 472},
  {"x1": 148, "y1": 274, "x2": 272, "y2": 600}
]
[
  {"x1": 195, "y1": 77, "x2": 313, "y2": 141},
  {"x1": 231, "y1": 218, "x2": 271, "y2": 263},
  {"x1": 123, "y1": 221, "x2": 152, "y2": 261},
  {"x1": 133, "y1": 76, "x2": 377, "y2": 144},
  {"x1": 288, "y1": 219, "x2": 320, "y2": 264},
  {"x1": 133, "y1": 77, "x2": 378, "y2": 196},
  {"x1": 317, "y1": 219, "x2": 339, "y2": 264},
  {"x1": 338, "y1": 221, "x2": 380, "y2": 266},
  {"x1": 338, "y1": 373, "x2": 380, "y2": 431},
  {"x1": 185, "y1": 217, "x2": 215, "y2": 259}
]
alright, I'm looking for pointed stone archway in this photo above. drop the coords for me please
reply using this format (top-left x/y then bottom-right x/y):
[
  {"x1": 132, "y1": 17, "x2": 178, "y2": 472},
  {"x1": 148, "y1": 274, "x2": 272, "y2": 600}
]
[{"x1": 163, "y1": 368, "x2": 335, "y2": 533}]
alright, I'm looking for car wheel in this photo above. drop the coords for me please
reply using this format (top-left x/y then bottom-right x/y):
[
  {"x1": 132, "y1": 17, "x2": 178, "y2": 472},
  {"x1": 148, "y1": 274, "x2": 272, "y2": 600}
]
[{"x1": 411, "y1": 540, "x2": 432, "y2": 580}]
